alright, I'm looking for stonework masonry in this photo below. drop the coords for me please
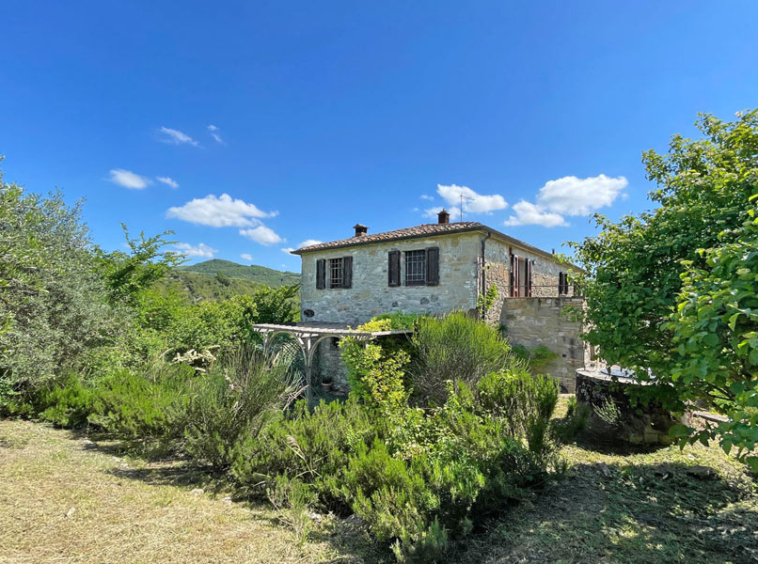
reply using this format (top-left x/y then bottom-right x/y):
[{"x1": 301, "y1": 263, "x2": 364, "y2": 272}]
[
  {"x1": 500, "y1": 297, "x2": 586, "y2": 392},
  {"x1": 300, "y1": 233, "x2": 482, "y2": 326}
]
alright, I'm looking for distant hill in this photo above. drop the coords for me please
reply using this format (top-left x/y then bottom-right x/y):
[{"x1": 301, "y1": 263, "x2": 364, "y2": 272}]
[
  {"x1": 168, "y1": 259, "x2": 300, "y2": 301},
  {"x1": 178, "y1": 259, "x2": 300, "y2": 287}
]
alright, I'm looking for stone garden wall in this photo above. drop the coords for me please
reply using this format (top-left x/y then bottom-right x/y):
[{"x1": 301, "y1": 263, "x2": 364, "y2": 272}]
[
  {"x1": 575, "y1": 370, "x2": 680, "y2": 445},
  {"x1": 499, "y1": 297, "x2": 586, "y2": 392}
]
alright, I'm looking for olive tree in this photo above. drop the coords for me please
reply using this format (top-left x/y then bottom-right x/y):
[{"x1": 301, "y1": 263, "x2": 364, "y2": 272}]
[{"x1": 0, "y1": 164, "x2": 114, "y2": 400}]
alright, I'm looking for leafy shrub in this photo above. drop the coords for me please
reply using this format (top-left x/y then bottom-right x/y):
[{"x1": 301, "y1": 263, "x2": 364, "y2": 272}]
[
  {"x1": 529, "y1": 345, "x2": 559, "y2": 374},
  {"x1": 409, "y1": 312, "x2": 515, "y2": 405},
  {"x1": 477, "y1": 369, "x2": 558, "y2": 443},
  {"x1": 89, "y1": 364, "x2": 195, "y2": 443},
  {"x1": 340, "y1": 337, "x2": 411, "y2": 411},
  {"x1": 236, "y1": 357, "x2": 566, "y2": 562},
  {"x1": 340, "y1": 375, "x2": 561, "y2": 562},
  {"x1": 249, "y1": 284, "x2": 300, "y2": 325},
  {"x1": 232, "y1": 397, "x2": 384, "y2": 512},
  {"x1": 37, "y1": 375, "x2": 98, "y2": 428},
  {"x1": 371, "y1": 311, "x2": 421, "y2": 330},
  {"x1": 183, "y1": 346, "x2": 300, "y2": 471}
]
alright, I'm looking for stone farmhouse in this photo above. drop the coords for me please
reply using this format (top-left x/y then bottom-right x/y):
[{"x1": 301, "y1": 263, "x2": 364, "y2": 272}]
[{"x1": 283, "y1": 209, "x2": 588, "y2": 393}]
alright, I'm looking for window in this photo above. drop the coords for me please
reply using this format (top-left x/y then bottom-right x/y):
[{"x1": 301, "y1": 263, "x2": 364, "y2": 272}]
[
  {"x1": 330, "y1": 258, "x2": 344, "y2": 288},
  {"x1": 558, "y1": 272, "x2": 569, "y2": 295},
  {"x1": 405, "y1": 250, "x2": 426, "y2": 286},
  {"x1": 316, "y1": 256, "x2": 352, "y2": 290},
  {"x1": 509, "y1": 254, "x2": 532, "y2": 297}
]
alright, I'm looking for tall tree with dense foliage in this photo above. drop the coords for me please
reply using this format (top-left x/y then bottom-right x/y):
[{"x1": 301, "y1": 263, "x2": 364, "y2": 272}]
[
  {"x1": 0, "y1": 163, "x2": 114, "y2": 400},
  {"x1": 571, "y1": 110, "x2": 758, "y2": 463}
]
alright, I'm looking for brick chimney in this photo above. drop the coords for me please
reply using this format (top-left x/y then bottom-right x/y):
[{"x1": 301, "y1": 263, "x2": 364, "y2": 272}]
[
  {"x1": 437, "y1": 209, "x2": 450, "y2": 224},
  {"x1": 353, "y1": 223, "x2": 368, "y2": 237}
]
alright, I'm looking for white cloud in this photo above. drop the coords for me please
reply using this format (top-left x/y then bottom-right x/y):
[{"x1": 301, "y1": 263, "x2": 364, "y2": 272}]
[
  {"x1": 207, "y1": 124, "x2": 225, "y2": 144},
  {"x1": 166, "y1": 194, "x2": 277, "y2": 227},
  {"x1": 156, "y1": 176, "x2": 179, "y2": 189},
  {"x1": 420, "y1": 194, "x2": 434, "y2": 201},
  {"x1": 437, "y1": 184, "x2": 508, "y2": 215},
  {"x1": 159, "y1": 126, "x2": 199, "y2": 146},
  {"x1": 282, "y1": 239, "x2": 323, "y2": 255},
  {"x1": 240, "y1": 225, "x2": 284, "y2": 246},
  {"x1": 172, "y1": 242, "x2": 218, "y2": 258},
  {"x1": 535, "y1": 175, "x2": 628, "y2": 216},
  {"x1": 503, "y1": 174, "x2": 627, "y2": 228},
  {"x1": 109, "y1": 169, "x2": 151, "y2": 190},
  {"x1": 281, "y1": 239, "x2": 322, "y2": 254},
  {"x1": 504, "y1": 201, "x2": 568, "y2": 228},
  {"x1": 240, "y1": 253, "x2": 253, "y2": 262},
  {"x1": 298, "y1": 239, "x2": 322, "y2": 248}
]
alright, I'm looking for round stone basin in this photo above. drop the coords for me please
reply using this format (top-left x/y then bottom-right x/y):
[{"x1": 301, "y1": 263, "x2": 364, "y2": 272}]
[{"x1": 576, "y1": 369, "x2": 680, "y2": 446}]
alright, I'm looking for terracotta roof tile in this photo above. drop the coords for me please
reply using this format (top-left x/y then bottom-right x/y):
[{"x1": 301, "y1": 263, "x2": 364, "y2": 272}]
[
  {"x1": 292, "y1": 222, "x2": 484, "y2": 254},
  {"x1": 292, "y1": 221, "x2": 585, "y2": 272}
]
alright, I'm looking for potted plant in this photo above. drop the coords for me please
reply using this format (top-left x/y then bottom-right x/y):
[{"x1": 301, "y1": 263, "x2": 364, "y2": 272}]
[{"x1": 321, "y1": 374, "x2": 333, "y2": 392}]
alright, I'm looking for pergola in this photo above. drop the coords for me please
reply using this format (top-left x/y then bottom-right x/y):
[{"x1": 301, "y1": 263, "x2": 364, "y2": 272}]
[{"x1": 251, "y1": 323, "x2": 410, "y2": 407}]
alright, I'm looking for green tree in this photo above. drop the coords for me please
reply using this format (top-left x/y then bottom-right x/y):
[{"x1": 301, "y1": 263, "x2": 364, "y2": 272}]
[
  {"x1": 668, "y1": 195, "x2": 758, "y2": 466},
  {"x1": 95, "y1": 224, "x2": 183, "y2": 306},
  {"x1": 570, "y1": 110, "x2": 758, "y2": 461},
  {"x1": 0, "y1": 164, "x2": 114, "y2": 399},
  {"x1": 250, "y1": 284, "x2": 300, "y2": 324}
]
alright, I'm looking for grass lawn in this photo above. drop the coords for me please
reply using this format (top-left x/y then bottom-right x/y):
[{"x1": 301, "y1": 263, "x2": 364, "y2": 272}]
[
  {"x1": 456, "y1": 400, "x2": 758, "y2": 564},
  {"x1": 0, "y1": 419, "x2": 367, "y2": 564},
  {"x1": 1, "y1": 399, "x2": 756, "y2": 564}
]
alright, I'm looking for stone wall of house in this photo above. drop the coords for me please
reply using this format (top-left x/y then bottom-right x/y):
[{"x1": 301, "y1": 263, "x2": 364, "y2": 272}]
[
  {"x1": 482, "y1": 238, "x2": 576, "y2": 324},
  {"x1": 499, "y1": 297, "x2": 586, "y2": 392},
  {"x1": 300, "y1": 233, "x2": 481, "y2": 325}
]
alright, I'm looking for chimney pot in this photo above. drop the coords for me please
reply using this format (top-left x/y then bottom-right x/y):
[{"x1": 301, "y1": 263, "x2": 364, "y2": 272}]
[
  {"x1": 353, "y1": 223, "x2": 368, "y2": 237},
  {"x1": 437, "y1": 209, "x2": 450, "y2": 224}
]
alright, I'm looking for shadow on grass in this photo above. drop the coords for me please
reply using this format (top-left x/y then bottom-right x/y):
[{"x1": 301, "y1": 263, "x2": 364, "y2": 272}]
[
  {"x1": 455, "y1": 459, "x2": 758, "y2": 564},
  {"x1": 570, "y1": 431, "x2": 670, "y2": 456}
]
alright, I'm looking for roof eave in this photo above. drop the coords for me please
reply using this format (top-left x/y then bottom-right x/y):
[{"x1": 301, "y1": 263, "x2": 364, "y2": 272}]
[
  {"x1": 293, "y1": 224, "x2": 585, "y2": 272},
  {"x1": 291, "y1": 225, "x2": 487, "y2": 255}
]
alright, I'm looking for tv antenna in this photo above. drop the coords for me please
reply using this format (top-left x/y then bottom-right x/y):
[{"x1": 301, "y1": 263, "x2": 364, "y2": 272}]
[{"x1": 459, "y1": 193, "x2": 474, "y2": 222}]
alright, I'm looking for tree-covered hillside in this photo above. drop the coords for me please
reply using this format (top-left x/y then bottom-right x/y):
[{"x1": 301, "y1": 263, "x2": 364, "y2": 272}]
[
  {"x1": 169, "y1": 260, "x2": 300, "y2": 301},
  {"x1": 178, "y1": 259, "x2": 300, "y2": 287}
]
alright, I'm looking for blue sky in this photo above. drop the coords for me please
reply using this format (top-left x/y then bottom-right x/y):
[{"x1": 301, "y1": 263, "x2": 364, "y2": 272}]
[{"x1": 2, "y1": 1, "x2": 757, "y2": 271}]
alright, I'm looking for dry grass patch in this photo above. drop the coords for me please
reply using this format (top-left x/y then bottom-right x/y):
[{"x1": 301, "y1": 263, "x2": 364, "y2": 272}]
[{"x1": 0, "y1": 419, "x2": 364, "y2": 564}]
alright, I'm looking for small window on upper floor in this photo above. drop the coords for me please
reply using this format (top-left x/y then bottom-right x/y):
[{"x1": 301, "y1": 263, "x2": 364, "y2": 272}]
[
  {"x1": 405, "y1": 250, "x2": 427, "y2": 286},
  {"x1": 316, "y1": 256, "x2": 353, "y2": 289},
  {"x1": 330, "y1": 257, "x2": 344, "y2": 288},
  {"x1": 558, "y1": 272, "x2": 569, "y2": 295}
]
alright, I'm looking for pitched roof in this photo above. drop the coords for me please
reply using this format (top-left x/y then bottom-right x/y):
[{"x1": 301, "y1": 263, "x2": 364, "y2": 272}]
[
  {"x1": 292, "y1": 221, "x2": 568, "y2": 265},
  {"x1": 292, "y1": 222, "x2": 480, "y2": 254}
]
